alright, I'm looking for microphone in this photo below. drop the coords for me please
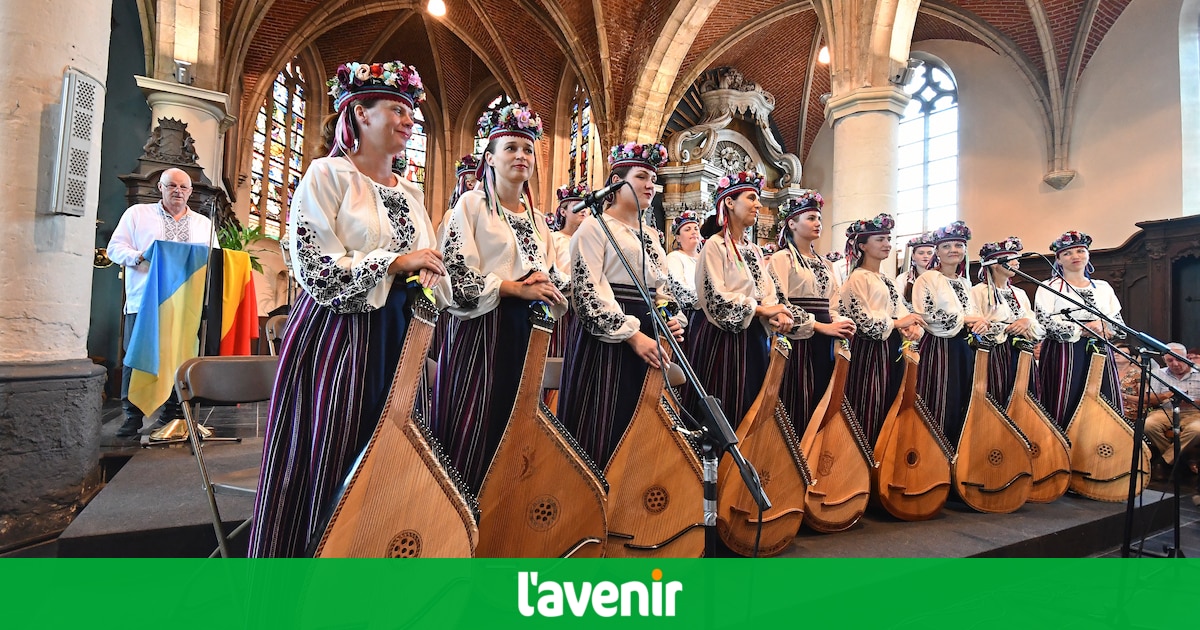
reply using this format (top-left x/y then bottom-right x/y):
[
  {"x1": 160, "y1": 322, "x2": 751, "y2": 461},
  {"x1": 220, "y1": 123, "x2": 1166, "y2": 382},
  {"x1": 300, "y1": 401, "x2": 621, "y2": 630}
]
[
  {"x1": 980, "y1": 252, "x2": 1034, "y2": 267},
  {"x1": 571, "y1": 181, "x2": 626, "y2": 214}
]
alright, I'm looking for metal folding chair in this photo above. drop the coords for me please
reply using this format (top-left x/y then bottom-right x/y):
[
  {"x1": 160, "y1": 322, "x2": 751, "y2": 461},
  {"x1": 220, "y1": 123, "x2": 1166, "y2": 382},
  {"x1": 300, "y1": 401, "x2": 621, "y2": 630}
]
[
  {"x1": 264, "y1": 314, "x2": 289, "y2": 356},
  {"x1": 176, "y1": 355, "x2": 278, "y2": 557}
]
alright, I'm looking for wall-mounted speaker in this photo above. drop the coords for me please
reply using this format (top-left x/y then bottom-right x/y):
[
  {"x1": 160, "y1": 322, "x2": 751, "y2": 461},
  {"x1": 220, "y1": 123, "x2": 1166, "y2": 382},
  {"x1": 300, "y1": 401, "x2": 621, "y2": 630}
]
[{"x1": 49, "y1": 67, "x2": 104, "y2": 217}]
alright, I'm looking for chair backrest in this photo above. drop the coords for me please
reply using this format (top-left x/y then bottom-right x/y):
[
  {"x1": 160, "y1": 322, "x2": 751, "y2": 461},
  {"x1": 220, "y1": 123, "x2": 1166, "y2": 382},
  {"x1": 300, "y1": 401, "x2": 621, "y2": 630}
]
[
  {"x1": 175, "y1": 356, "x2": 279, "y2": 406},
  {"x1": 542, "y1": 358, "x2": 564, "y2": 390},
  {"x1": 264, "y1": 315, "x2": 289, "y2": 355}
]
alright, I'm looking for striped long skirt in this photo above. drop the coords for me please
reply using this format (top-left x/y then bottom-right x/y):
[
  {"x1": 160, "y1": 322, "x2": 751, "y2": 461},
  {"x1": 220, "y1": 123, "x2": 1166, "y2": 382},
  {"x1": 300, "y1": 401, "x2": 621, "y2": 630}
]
[
  {"x1": 846, "y1": 332, "x2": 905, "y2": 446},
  {"x1": 557, "y1": 285, "x2": 656, "y2": 469},
  {"x1": 779, "y1": 297, "x2": 837, "y2": 437},
  {"x1": 983, "y1": 338, "x2": 1042, "y2": 409},
  {"x1": 1038, "y1": 337, "x2": 1123, "y2": 430},
  {"x1": 429, "y1": 298, "x2": 533, "y2": 494},
  {"x1": 916, "y1": 330, "x2": 976, "y2": 445},
  {"x1": 680, "y1": 315, "x2": 770, "y2": 432},
  {"x1": 248, "y1": 285, "x2": 412, "y2": 558}
]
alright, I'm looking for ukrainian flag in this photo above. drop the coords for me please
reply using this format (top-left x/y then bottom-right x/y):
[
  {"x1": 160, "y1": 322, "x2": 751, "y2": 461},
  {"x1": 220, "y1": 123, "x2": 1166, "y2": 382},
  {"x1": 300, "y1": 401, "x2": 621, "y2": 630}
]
[{"x1": 125, "y1": 241, "x2": 209, "y2": 414}]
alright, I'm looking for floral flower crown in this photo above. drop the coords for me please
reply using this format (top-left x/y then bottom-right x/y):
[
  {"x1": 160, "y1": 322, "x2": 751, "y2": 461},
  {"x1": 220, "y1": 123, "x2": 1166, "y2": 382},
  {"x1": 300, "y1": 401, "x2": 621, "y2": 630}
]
[
  {"x1": 478, "y1": 101, "x2": 545, "y2": 142},
  {"x1": 907, "y1": 232, "x2": 936, "y2": 248},
  {"x1": 608, "y1": 142, "x2": 669, "y2": 172},
  {"x1": 1050, "y1": 230, "x2": 1092, "y2": 253},
  {"x1": 556, "y1": 183, "x2": 590, "y2": 202},
  {"x1": 671, "y1": 209, "x2": 700, "y2": 235},
  {"x1": 825, "y1": 251, "x2": 844, "y2": 263},
  {"x1": 454, "y1": 155, "x2": 479, "y2": 177},
  {"x1": 843, "y1": 213, "x2": 895, "y2": 263},
  {"x1": 328, "y1": 61, "x2": 425, "y2": 112},
  {"x1": 979, "y1": 236, "x2": 1023, "y2": 260},
  {"x1": 777, "y1": 189, "x2": 824, "y2": 224},
  {"x1": 712, "y1": 170, "x2": 765, "y2": 217},
  {"x1": 932, "y1": 220, "x2": 972, "y2": 244}
]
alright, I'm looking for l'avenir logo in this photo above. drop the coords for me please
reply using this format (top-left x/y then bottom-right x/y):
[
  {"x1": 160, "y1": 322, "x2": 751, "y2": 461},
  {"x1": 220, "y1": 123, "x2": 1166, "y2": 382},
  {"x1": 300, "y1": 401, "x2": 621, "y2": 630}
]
[{"x1": 517, "y1": 569, "x2": 683, "y2": 618}]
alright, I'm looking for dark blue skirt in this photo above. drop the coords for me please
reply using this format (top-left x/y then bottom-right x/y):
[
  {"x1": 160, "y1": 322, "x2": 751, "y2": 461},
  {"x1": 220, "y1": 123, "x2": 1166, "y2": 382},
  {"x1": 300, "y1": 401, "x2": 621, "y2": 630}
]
[
  {"x1": 779, "y1": 297, "x2": 836, "y2": 436},
  {"x1": 681, "y1": 313, "x2": 770, "y2": 431},
  {"x1": 557, "y1": 285, "x2": 656, "y2": 468},
  {"x1": 429, "y1": 297, "x2": 533, "y2": 493},
  {"x1": 916, "y1": 329, "x2": 976, "y2": 445},
  {"x1": 846, "y1": 332, "x2": 905, "y2": 446}
]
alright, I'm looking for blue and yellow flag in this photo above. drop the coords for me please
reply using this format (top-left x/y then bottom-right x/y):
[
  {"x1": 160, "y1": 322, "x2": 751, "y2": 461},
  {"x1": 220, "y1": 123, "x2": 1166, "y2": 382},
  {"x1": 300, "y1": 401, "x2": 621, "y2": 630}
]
[{"x1": 124, "y1": 240, "x2": 209, "y2": 414}]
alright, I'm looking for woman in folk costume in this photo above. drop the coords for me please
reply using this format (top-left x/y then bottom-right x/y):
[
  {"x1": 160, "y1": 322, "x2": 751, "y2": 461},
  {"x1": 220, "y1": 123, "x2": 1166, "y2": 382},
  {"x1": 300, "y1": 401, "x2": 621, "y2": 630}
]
[
  {"x1": 544, "y1": 183, "x2": 589, "y2": 358},
  {"x1": 447, "y1": 155, "x2": 479, "y2": 218},
  {"x1": 556, "y1": 142, "x2": 685, "y2": 467},
  {"x1": 901, "y1": 232, "x2": 936, "y2": 311},
  {"x1": 664, "y1": 208, "x2": 702, "y2": 331},
  {"x1": 1034, "y1": 231, "x2": 1125, "y2": 429},
  {"x1": 682, "y1": 171, "x2": 797, "y2": 428},
  {"x1": 768, "y1": 190, "x2": 856, "y2": 434},
  {"x1": 429, "y1": 101, "x2": 569, "y2": 493},
  {"x1": 249, "y1": 61, "x2": 448, "y2": 557},
  {"x1": 971, "y1": 236, "x2": 1044, "y2": 407},
  {"x1": 837, "y1": 214, "x2": 924, "y2": 444},
  {"x1": 911, "y1": 220, "x2": 991, "y2": 443}
]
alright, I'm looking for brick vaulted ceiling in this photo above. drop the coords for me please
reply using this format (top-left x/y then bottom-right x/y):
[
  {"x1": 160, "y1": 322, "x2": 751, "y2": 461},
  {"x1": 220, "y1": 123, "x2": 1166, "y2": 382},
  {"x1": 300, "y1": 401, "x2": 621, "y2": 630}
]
[{"x1": 220, "y1": 0, "x2": 1136, "y2": 176}]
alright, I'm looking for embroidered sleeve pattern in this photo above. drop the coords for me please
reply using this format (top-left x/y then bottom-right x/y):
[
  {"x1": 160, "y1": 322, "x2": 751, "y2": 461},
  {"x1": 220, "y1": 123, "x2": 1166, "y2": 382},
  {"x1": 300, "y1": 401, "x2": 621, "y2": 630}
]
[
  {"x1": 666, "y1": 273, "x2": 697, "y2": 311},
  {"x1": 841, "y1": 292, "x2": 889, "y2": 340},
  {"x1": 573, "y1": 254, "x2": 632, "y2": 337},
  {"x1": 921, "y1": 289, "x2": 959, "y2": 333},
  {"x1": 442, "y1": 222, "x2": 485, "y2": 311},
  {"x1": 769, "y1": 264, "x2": 813, "y2": 339},
  {"x1": 703, "y1": 275, "x2": 754, "y2": 333},
  {"x1": 378, "y1": 187, "x2": 417, "y2": 252},
  {"x1": 505, "y1": 213, "x2": 543, "y2": 271}
]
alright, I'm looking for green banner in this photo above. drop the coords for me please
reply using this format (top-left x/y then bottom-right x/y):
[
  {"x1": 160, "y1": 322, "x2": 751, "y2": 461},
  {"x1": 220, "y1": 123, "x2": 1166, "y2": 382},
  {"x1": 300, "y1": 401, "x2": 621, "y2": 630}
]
[{"x1": 2, "y1": 558, "x2": 1195, "y2": 628}]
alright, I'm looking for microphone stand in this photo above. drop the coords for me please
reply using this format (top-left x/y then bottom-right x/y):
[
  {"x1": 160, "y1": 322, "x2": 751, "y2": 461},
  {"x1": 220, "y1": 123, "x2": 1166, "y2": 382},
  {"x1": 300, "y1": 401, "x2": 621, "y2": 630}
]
[
  {"x1": 577, "y1": 182, "x2": 771, "y2": 558},
  {"x1": 998, "y1": 259, "x2": 1197, "y2": 557}
]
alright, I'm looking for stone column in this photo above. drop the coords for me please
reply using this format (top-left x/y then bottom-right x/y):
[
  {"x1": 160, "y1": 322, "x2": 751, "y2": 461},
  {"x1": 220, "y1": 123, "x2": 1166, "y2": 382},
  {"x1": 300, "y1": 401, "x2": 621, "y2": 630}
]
[
  {"x1": 0, "y1": 0, "x2": 112, "y2": 548},
  {"x1": 825, "y1": 87, "x2": 908, "y2": 274}
]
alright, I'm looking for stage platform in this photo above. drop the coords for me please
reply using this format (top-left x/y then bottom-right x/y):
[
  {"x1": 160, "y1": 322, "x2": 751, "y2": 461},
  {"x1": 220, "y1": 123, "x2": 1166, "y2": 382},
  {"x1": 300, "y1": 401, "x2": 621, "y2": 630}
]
[{"x1": 50, "y1": 401, "x2": 1188, "y2": 557}]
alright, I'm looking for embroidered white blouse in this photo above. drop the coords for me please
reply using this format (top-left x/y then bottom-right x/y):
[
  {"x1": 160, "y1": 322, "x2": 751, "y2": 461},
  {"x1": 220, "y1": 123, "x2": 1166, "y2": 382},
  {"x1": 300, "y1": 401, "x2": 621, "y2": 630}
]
[
  {"x1": 911, "y1": 270, "x2": 979, "y2": 338},
  {"x1": 287, "y1": 156, "x2": 445, "y2": 314},
  {"x1": 1034, "y1": 277, "x2": 1124, "y2": 343},
  {"x1": 768, "y1": 248, "x2": 849, "y2": 340},
  {"x1": 571, "y1": 214, "x2": 682, "y2": 343},
  {"x1": 441, "y1": 189, "x2": 569, "y2": 320},
  {"x1": 696, "y1": 234, "x2": 796, "y2": 334},
  {"x1": 665, "y1": 250, "x2": 699, "y2": 312},
  {"x1": 837, "y1": 267, "x2": 911, "y2": 341},
  {"x1": 970, "y1": 282, "x2": 1044, "y2": 344}
]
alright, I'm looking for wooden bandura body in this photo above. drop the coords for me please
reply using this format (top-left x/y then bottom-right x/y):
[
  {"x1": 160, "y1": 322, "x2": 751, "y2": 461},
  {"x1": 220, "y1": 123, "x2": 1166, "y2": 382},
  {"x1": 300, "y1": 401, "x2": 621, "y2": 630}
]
[
  {"x1": 1005, "y1": 340, "x2": 1072, "y2": 503},
  {"x1": 476, "y1": 304, "x2": 608, "y2": 558},
  {"x1": 872, "y1": 347, "x2": 954, "y2": 521},
  {"x1": 799, "y1": 342, "x2": 875, "y2": 532},
  {"x1": 953, "y1": 346, "x2": 1033, "y2": 513},
  {"x1": 716, "y1": 336, "x2": 813, "y2": 556},
  {"x1": 1066, "y1": 349, "x2": 1151, "y2": 501},
  {"x1": 605, "y1": 347, "x2": 705, "y2": 558},
  {"x1": 314, "y1": 293, "x2": 478, "y2": 558}
]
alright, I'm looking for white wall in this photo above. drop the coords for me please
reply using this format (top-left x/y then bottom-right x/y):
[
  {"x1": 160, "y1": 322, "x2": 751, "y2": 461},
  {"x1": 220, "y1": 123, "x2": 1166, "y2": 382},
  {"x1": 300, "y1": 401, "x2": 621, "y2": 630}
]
[
  {"x1": 804, "y1": 0, "x2": 1186, "y2": 254},
  {"x1": 0, "y1": 0, "x2": 112, "y2": 362}
]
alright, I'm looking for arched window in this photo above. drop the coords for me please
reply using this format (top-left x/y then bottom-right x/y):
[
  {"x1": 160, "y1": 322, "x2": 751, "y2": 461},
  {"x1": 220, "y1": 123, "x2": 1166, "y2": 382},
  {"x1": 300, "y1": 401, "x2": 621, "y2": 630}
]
[
  {"x1": 567, "y1": 83, "x2": 594, "y2": 186},
  {"x1": 403, "y1": 108, "x2": 427, "y2": 190},
  {"x1": 895, "y1": 55, "x2": 958, "y2": 244},
  {"x1": 474, "y1": 94, "x2": 512, "y2": 155},
  {"x1": 250, "y1": 60, "x2": 306, "y2": 239}
]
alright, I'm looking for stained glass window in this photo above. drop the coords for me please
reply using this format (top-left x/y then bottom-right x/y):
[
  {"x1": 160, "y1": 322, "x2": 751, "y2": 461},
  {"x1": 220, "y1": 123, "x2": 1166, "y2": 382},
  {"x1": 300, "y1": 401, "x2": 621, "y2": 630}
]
[
  {"x1": 403, "y1": 108, "x2": 427, "y2": 190},
  {"x1": 895, "y1": 57, "x2": 958, "y2": 251},
  {"x1": 567, "y1": 83, "x2": 594, "y2": 187},
  {"x1": 250, "y1": 60, "x2": 305, "y2": 239}
]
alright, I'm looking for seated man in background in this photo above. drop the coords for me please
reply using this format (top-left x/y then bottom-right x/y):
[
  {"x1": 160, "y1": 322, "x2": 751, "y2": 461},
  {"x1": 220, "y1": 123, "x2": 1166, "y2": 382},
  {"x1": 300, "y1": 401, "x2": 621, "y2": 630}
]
[{"x1": 1142, "y1": 343, "x2": 1200, "y2": 475}]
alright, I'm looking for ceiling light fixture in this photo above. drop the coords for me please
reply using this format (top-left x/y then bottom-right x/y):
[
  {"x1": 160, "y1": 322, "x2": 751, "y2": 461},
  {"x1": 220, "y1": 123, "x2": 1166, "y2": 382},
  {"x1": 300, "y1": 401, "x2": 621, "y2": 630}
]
[
  {"x1": 428, "y1": 0, "x2": 446, "y2": 17},
  {"x1": 817, "y1": 46, "x2": 830, "y2": 65}
]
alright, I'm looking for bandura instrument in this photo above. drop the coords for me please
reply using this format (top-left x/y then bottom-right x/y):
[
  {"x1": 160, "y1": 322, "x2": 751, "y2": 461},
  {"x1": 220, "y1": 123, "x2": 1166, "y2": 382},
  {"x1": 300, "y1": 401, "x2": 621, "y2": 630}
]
[
  {"x1": 952, "y1": 346, "x2": 1033, "y2": 513},
  {"x1": 313, "y1": 290, "x2": 478, "y2": 558},
  {"x1": 476, "y1": 303, "x2": 608, "y2": 558},
  {"x1": 872, "y1": 346, "x2": 954, "y2": 521},
  {"x1": 1065, "y1": 346, "x2": 1151, "y2": 501},
  {"x1": 604, "y1": 347, "x2": 705, "y2": 558},
  {"x1": 1005, "y1": 339, "x2": 1072, "y2": 503},
  {"x1": 799, "y1": 341, "x2": 875, "y2": 532},
  {"x1": 717, "y1": 335, "x2": 813, "y2": 556}
]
